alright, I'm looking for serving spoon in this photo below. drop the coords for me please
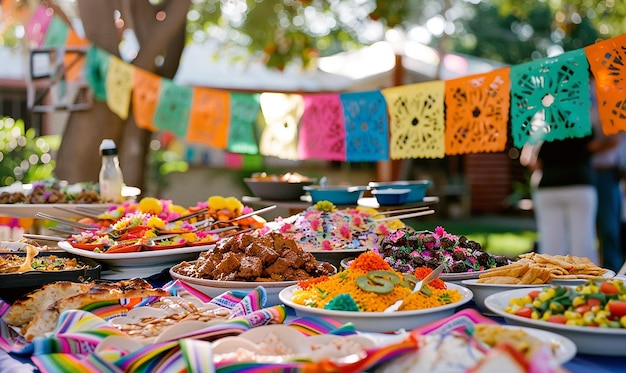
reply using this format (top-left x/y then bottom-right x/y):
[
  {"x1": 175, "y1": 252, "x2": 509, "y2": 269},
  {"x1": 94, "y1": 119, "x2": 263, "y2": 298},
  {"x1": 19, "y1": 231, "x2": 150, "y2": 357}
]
[{"x1": 384, "y1": 263, "x2": 445, "y2": 313}]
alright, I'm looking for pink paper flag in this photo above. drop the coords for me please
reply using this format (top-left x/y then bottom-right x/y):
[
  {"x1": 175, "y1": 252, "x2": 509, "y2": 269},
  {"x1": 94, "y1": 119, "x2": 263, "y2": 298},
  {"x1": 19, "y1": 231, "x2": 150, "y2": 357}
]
[
  {"x1": 297, "y1": 93, "x2": 346, "y2": 161},
  {"x1": 25, "y1": 5, "x2": 53, "y2": 47}
]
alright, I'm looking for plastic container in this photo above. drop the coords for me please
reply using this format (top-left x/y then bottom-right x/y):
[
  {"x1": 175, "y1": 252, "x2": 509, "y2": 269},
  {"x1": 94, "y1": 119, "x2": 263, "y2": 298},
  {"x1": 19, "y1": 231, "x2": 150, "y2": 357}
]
[
  {"x1": 371, "y1": 188, "x2": 411, "y2": 206},
  {"x1": 99, "y1": 139, "x2": 124, "y2": 203},
  {"x1": 303, "y1": 185, "x2": 369, "y2": 205},
  {"x1": 368, "y1": 180, "x2": 432, "y2": 203}
]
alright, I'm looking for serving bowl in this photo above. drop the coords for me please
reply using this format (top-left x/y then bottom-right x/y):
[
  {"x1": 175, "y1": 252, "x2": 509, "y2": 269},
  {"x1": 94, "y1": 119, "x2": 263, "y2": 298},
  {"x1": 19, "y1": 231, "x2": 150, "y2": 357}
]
[
  {"x1": 279, "y1": 282, "x2": 473, "y2": 333},
  {"x1": 0, "y1": 251, "x2": 101, "y2": 303},
  {"x1": 460, "y1": 279, "x2": 540, "y2": 313},
  {"x1": 244, "y1": 177, "x2": 316, "y2": 201},
  {"x1": 368, "y1": 180, "x2": 432, "y2": 203},
  {"x1": 484, "y1": 287, "x2": 626, "y2": 356},
  {"x1": 303, "y1": 185, "x2": 369, "y2": 205},
  {"x1": 169, "y1": 261, "x2": 337, "y2": 306},
  {"x1": 371, "y1": 188, "x2": 411, "y2": 206}
]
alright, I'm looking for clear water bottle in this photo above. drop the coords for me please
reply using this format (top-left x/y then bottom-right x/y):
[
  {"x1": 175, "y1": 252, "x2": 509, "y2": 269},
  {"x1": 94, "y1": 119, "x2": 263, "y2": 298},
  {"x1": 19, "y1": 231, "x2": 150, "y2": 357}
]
[{"x1": 99, "y1": 139, "x2": 124, "y2": 203}]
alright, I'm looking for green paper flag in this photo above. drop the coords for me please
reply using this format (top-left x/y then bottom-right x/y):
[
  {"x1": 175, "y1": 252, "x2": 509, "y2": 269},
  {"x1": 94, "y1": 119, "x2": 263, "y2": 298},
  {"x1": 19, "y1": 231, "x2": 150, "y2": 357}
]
[
  {"x1": 153, "y1": 79, "x2": 193, "y2": 138},
  {"x1": 42, "y1": 16, "x2": 69, "y2": 48},
  {"x1": 84, "y1": 46, "x2": 110, "y2": 101},
  {"x1": 227, "y1": 93, "x2": 260, "y2": 155}
]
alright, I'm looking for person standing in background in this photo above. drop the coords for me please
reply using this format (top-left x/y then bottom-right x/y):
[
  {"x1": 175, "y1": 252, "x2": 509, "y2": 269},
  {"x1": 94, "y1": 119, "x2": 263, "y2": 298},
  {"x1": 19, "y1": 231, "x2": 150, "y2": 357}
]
[
  {"x1": 522, "y1": 134, "x2": 599, "y2": 265},
  {"x1": 589, "y1": 77, "x2": 624, "y2": 272}
]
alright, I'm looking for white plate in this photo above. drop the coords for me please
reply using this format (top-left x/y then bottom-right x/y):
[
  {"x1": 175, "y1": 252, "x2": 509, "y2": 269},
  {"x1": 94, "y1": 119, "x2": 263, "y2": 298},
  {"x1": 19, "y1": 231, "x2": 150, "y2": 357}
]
[
  {"x1": 305, "y1": 248, "x2": 367, "y2": 254},
  {"x1": 307, "y1": 248, "x2": 366, "y2": 268},
  {"x1": 340, "y1": 258, "x2": 485, "y2": 282},
  {"x1": 57, "y1": 241, "x2": 210, "y2": 267},
  {"x1": 169, "y1": 263, "x2": 296, "y2": 306},
  {"x1": 357, "y1": 196, "x2": 439, "y2": 209},
  {"x1": 461, "y1": 279, "x2": 544, "y2": 313},
  {"x1": 484, "y1": 287, "x2": 626, "y2": 356},
  {"x1": 439, "y1": 270, "x2": 486, "y2": 282},
  {"x1": 0, "y1": 203, "x2": 114, "y2": 219},
  {"x1": 549, "y1": 269, "x2": 616, "y2": 286},
  {"x1": 279, "y1": 282, "x2": 473, "y2": 333},
  {"x1": 169, "y1": 261, "x2": 337, "y2": 306},
  {"x1": 495, "y1": 325, "x2": 577, "y2": 365}
]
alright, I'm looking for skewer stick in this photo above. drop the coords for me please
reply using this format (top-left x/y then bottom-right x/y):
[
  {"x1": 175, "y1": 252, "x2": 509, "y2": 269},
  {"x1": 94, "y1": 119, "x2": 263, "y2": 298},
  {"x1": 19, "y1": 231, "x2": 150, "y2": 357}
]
[
  {"x1": 223, "y1": 205, "x2": 277, "y2": 223},
  {"x1": 21, "y1": 234, "x2": 66, "y2": 242},
  {"x1": 35, "y1": 212, "x2": 98, "y2": 230},
  {"x1": 373, "y1": 206, "x2": 430, "y2": 216},
  {"x1": 75, "y1": 206, "x2": 109, "y2": 216},
  {"x1": 53, "y1": 205, "x2": 102, "y2": 220},
  {"x1": 167, "y1": 208, "x2": 209, "y2": 223},
  {"x1": 376, "y1": 209, "x2": 435, "y2": 222}
]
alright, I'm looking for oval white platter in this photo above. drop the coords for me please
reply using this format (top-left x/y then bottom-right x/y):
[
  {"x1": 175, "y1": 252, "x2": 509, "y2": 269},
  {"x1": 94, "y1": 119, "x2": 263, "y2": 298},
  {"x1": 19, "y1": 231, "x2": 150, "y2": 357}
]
[
  {"x1": 494, "y1": 325, "x2": 577, "y2": 364},
  {"x1": 279, "y1": 282, "x2": 473, "y2": 333},
  {"x1": 484, "y1": 287, "x2": 626, "y2": 356},
  {"x1": 58, "y1": 241, "x2": 211, "y2": 267},
  {"x1": 169, "y1": 261, "x2": 336, "y2": 306}
]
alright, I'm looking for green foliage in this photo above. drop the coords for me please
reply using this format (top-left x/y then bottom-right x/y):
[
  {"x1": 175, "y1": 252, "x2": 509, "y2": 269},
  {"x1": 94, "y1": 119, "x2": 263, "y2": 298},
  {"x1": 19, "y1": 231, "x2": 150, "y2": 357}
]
[
  {"x1": 5, "y1": 0, "x2": 626, "y2": 70},
  {"x1": 188, "y1": 0, "x2": 379, "y2": 70},
  {"x1": 187, "y1": 0, "x2": 626, "y2": 69},
  {"x1": 145, "y1": 138, "x2": 189, "y2": 196},
  {"x1": 0, "y1": 117, "x2": 59, "y2": 187}
]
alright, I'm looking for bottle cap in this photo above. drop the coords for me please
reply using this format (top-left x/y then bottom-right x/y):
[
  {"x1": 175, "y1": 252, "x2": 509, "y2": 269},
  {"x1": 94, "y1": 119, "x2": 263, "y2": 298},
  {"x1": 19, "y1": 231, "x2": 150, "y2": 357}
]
[{"x1": 100, "y1": 139, "x2": 118, "y2": 156}]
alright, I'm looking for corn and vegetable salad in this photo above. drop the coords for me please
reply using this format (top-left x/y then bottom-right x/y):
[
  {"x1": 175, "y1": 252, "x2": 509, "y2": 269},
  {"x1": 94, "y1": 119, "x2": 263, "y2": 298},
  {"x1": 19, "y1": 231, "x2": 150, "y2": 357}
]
[{"x1": 505, "y1": 279, "x2": 626, "y2": 328}]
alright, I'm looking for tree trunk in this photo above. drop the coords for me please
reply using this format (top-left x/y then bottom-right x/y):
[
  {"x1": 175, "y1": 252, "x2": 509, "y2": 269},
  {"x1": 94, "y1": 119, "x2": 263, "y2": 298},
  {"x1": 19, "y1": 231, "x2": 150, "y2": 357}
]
[{"x1": 55, "y1": 0, "x2": 190, "y2": 192}]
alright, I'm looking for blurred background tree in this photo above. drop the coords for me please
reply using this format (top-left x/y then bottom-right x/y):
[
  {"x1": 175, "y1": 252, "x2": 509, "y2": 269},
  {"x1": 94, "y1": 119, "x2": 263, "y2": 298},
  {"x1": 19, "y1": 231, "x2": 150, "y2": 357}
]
[
  {"x1": 2, "y1": 1, "x2": 625, "y2": 70},
  {"x1": 183, "y1": 0, "x2": 626, "y2": 70},
  {"x1": 0, "y1": 117, "x2": 59, "y2": 186}
]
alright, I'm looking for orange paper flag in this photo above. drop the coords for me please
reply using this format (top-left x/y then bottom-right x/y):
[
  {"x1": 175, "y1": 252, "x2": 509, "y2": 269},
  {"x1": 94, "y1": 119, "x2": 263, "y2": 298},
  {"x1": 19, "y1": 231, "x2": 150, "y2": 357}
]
[
  {"x1": 444, "y1": 67, "x2": 510, "y2": 155},
  {"x1": 585, "y1": 34, "x2": 626, "y2": 135},
  {"x1": 382, "y1": 81, "x2": 446, "y2": 159},
  {"x1": 63, "y1": 27, "x2": 89, "y2": 82},
  {"x1": 132, "y1": 68, "x2": 161, "y2": 132},
  {"x1": 186, "y1": 87, "x2": 231, "y2": 149}
]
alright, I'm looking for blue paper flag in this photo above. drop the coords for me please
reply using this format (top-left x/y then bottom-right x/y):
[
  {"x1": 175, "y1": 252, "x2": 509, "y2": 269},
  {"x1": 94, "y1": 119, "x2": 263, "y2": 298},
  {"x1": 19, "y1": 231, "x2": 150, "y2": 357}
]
[{"x1": 339, "y1": 90, "x2": 389, "y2": 162}]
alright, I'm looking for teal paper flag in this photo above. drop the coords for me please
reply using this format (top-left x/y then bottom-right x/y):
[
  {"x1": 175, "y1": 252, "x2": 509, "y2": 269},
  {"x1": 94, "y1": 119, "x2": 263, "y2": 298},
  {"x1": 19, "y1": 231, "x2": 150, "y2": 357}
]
[
  {"x1": 510, "y1": 49, "x2": 592, "y2": 147},
  {"x1": 42, "y1": 16, "x2": 69, "y2": 48},
  {"x1": 84, "y1": 46, "x2": 110, "y2": 101},
  {"x1": 227, "y1": 93, "x2": 260, "y2": 155},
  {"x1": 153, "y1": 79, "x2": 193, "y2": 138}
]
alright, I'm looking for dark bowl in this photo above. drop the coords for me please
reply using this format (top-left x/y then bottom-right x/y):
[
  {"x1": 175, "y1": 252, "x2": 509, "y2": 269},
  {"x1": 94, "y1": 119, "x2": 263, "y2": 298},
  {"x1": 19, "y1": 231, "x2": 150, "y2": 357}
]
[
  {"x1": 244, "y1": 178, "x2": 316, "y2": 201},
  {"x1": 0, "y1": 251, "x2": 101, "y2": 303},
  {"x1": 368, "y1": 180, "x2": 432, "y2": 203}
]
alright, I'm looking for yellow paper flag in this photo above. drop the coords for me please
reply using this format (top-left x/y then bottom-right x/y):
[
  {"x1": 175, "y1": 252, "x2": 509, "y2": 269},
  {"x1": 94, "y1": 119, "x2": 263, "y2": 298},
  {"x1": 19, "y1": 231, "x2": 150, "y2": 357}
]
[
  {"x1": 382, "y1": 81, "x2": 446, "y2": 159},
  {"x1": 105, "y1": 56, "x2": 134, "y2": 120},
  {"x1": 258, "y1": 93, "x2": 304, "y2": 160}
]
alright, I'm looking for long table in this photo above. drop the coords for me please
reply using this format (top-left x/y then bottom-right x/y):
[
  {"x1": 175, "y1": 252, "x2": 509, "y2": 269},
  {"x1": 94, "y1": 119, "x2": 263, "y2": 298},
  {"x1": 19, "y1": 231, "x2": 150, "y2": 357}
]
[{"x1": 1, "y1": 300, "x2": 624, "y2": 373}]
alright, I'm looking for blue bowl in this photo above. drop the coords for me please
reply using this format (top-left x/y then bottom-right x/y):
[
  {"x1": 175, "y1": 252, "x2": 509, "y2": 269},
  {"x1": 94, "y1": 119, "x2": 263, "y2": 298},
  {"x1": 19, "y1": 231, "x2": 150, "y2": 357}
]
[
  {"x1": 371, "y1": 188, "x2": 411, "y2": 206},
  {"x1": 368, "y1": 180, "x2": 432, "y2": 203},
  {"x1": 304, "y1": 185, "x2": 369, "y2": 205}
]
